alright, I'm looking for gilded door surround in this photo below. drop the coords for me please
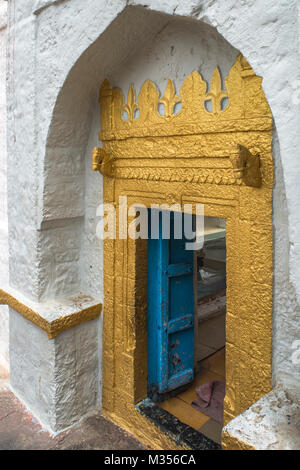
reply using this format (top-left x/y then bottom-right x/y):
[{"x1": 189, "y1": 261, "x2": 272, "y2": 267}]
[{"x1": 95, "y1": 54, "x2": 273, "y2": 449}]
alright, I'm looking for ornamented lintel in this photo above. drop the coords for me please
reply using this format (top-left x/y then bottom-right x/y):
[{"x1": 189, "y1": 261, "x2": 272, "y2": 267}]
[{"x1": 98, "y1": 54, "x2": 271, "y2": 141}]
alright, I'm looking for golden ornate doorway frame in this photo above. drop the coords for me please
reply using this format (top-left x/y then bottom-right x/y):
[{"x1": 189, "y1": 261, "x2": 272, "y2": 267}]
[{"x1": 94, "y1": 54, "x2": 273, "y2": 449}]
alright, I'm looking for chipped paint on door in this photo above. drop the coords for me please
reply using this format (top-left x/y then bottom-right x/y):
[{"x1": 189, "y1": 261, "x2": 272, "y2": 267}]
[{"x1": 147, "y1": 210, "x2": 195, "y2": 399}]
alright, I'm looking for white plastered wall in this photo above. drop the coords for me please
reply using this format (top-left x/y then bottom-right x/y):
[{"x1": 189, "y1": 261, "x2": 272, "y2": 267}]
[
  {"x1": 3, "y1": 0, "x2": 300, "y2": 436},
  {"x1": 0, "y1": 1, "x2": 8, "y2": 372},
  {"x1": 9, "y1": 307, "x2": 100, "y2": 432}
]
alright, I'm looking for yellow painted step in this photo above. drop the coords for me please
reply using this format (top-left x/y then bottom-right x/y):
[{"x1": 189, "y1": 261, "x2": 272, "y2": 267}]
[{"x1": 159, "y1": 397, "x2": 210, "y2": 430}]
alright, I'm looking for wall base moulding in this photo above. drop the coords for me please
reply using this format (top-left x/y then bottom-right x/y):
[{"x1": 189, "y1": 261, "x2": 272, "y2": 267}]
[{"x1": 0, "y1": 288, "x2": 102, "y2": 339}]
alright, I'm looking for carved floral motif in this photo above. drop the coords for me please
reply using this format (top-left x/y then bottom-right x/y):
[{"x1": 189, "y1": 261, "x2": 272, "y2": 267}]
[
  {"x1": 159, "y1": 79, "x2": 181, "y2": 118},
  {"x1": 98, "y1": 54, "x2": 271, "y2": 141},
  {"x1": 204, "y1": 67, "x2": 228, "y2": 115},
  {"x1": 123, "y1": 84, "x2": 138, "y2": 122}
]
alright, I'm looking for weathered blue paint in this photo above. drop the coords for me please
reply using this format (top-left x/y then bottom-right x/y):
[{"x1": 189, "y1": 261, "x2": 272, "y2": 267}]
[{"x1": 147, "y1": 210, "x2": 194, "y2": 398}]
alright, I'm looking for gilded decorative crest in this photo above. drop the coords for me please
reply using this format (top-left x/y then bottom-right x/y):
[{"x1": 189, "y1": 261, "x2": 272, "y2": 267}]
[
  {"x1": 97, "y1": 54, "x2": 271, "y2": 142},
  {"x1": 94, "y1": 54, "x2": 272, "y2": 186}
]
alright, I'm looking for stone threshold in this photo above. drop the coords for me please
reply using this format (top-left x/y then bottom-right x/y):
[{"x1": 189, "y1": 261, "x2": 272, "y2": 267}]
[
  {"x1": 136, "y1": 398, "x2": 221, "y2": 450},
  {"x1": 0, "y1": 286, "x2": 102, "y2": 339}
]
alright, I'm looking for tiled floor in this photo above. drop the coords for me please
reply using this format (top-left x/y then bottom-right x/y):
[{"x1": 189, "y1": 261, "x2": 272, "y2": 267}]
[
  {"x1": 159, "y1": 348, "x2": 225, "y2": 444},
  {"x1": 197, "y1": 313, "x2": 226, "y2": 361}
]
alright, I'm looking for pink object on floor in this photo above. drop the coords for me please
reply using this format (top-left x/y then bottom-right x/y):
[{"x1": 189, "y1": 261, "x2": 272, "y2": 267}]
[{"x1": 192, "y1": 380, "x2": 225, "y2": 424}]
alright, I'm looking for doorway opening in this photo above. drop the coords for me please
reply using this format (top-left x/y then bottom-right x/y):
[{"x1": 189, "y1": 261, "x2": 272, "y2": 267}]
[
  {"x1": 147, "y1": 211, "x2": 226, "y2": 444},
  {"x1": 99, "y1": 55, "x2": 273, "y2": 449}
]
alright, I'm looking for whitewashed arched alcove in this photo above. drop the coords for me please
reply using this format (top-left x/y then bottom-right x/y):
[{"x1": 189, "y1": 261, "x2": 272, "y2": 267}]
[
  {"x1": 4, "y1": 0, "x2": 299, "y2": 436},
  {"x1": 41, "y1": 1, "x2": 300, "y2": 397}
]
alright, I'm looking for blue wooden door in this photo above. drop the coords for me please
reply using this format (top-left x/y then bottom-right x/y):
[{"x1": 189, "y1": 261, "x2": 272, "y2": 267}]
[{"x1": 147, "y1": 210, "x2": 194, "y2": 399}]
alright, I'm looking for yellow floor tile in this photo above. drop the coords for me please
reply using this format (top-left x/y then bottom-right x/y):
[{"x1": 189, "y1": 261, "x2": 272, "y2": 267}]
[
  {"x1": 198, "y1": 314, "x2": 226, "y2": 351},
  {"x1": 158, "y1": 349, "x2": 226, "y2": 439},
  {"x1": 196, "y1": 343, "x2": 216, "y2": 362},
  {"x1": 198, "y1": 418, "x2": 223, "y2": 444},
  {"x1": 201, "y1": 347, "x2": 225, "y2": 377},
  {"x1": 177, "y1": 368, "x2": 224, "y2": 405},
  {"x1": 159, "y1": 397, "x2": 210, "y2": 430}
]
